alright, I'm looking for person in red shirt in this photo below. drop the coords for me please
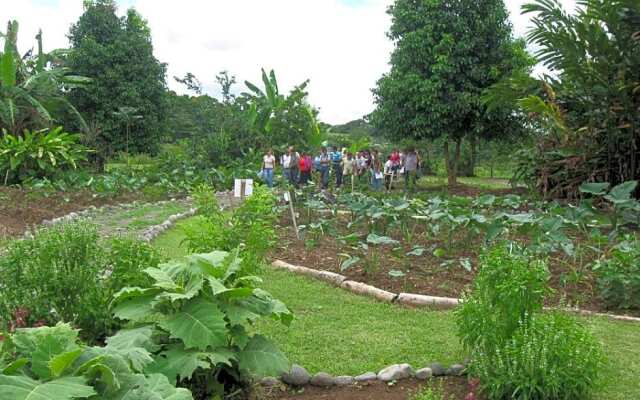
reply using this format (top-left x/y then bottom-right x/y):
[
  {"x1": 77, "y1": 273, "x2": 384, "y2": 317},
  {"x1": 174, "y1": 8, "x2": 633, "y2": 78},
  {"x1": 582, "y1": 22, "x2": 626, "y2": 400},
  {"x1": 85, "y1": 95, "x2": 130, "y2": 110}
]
[
  {"x1": 390, "y1": 149, "x2": 401, "y2": 175},
  {"x1": 299, "y1": 152, "x2": 312, "y2": 185}
]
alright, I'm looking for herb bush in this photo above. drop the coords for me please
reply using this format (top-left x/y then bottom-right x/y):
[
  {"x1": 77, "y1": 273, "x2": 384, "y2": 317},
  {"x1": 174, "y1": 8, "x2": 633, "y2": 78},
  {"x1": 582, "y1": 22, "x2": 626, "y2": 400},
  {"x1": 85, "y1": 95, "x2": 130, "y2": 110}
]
[
  {"x1": 184, "y1": 184, "x2": 278, "y2": 266},
  {"x1": 593, "y1": 236, "x2": 640, "y2": 310},
  {"x1": 456, "y1": 244, "x2": 604, "y2": 400},
  {"x1": 112, "y1": 249, "x2": 292, "y2": 399},
  {"x1": 0, "y1": 222, "x2": 162, "y2": 342}
]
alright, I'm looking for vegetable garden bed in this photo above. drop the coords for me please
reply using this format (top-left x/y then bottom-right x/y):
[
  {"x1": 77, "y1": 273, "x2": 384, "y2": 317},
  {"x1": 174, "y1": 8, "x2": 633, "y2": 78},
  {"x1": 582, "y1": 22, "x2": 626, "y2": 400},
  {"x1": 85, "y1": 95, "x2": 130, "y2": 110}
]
[{"x1": 273, "y1": 188, "x2": 640, "y2": 316}]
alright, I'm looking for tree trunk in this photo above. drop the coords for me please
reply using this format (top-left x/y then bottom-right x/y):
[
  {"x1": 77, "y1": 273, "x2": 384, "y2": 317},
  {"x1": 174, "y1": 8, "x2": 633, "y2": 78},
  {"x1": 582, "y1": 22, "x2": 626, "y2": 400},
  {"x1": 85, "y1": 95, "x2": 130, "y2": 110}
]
[
  {"x1": 444, "y1": 138, "x2": 461, "y2": 186},
  {"x1": 469, "y1": 135, "x2": 477, "y2": 177}
]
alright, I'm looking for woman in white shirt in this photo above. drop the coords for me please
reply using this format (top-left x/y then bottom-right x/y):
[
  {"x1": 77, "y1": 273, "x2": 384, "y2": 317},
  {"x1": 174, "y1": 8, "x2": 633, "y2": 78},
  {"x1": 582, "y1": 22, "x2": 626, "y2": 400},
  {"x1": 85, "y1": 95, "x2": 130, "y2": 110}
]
[
  {"x1": 384, "y1": 156, "x2": 394, "y2": 191},
  {"x1": 262, "y1": 149, "x2": 276, "y2": 187}
]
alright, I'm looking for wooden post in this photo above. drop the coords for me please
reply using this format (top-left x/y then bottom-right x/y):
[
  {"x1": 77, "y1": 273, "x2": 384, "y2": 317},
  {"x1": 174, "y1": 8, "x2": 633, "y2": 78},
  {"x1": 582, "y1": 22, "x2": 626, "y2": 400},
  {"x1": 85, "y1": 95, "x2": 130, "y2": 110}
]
[{"x1": 287, "y1": 191, "x2": 300, "y2": 239}]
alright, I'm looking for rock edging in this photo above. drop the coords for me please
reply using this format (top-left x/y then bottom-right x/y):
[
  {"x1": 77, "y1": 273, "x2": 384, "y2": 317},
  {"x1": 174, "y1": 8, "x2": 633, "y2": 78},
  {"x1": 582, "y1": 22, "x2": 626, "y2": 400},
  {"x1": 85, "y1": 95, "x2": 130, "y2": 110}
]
[
  {"x1": 262, "y1": 362, "x2": 467, "y2": 388},
  {"x1": 270, "y1": 259, "x2": 640, "y2": 323},
  {"x1": 139, "y1": 208, "x2": 197, "y2": 242}
]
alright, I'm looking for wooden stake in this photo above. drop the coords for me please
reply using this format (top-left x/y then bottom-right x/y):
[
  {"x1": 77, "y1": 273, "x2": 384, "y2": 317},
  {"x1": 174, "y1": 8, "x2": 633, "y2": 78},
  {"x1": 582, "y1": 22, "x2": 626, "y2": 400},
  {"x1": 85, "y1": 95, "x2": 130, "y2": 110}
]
[{"x1": 287, "y1": 190, "x2": 300, "y2": 239}]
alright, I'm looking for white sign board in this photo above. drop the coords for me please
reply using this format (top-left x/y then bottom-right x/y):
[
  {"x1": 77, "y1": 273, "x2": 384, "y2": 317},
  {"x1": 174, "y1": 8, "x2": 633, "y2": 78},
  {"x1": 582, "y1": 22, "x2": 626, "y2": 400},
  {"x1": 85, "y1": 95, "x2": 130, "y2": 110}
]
[{"x1": 234, "y1": 179, "x2": 254, "y2": 198}]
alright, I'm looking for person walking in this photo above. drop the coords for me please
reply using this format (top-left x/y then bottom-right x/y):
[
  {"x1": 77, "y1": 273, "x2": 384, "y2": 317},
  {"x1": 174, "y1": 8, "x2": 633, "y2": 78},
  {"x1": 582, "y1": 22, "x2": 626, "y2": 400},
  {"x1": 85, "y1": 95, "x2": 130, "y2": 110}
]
[
  {"x1": 319, "y1": 147, "x2": 330, "y2": 189},
  {"x1": 403, "y1": 147, "x2": 419, "y2": 192},
  {"x1": 262, "y1": 149, "x2": 276, "y2": 188},
  {"x1": 331, "y1": 146, "x2": 343, "y2": 188}
]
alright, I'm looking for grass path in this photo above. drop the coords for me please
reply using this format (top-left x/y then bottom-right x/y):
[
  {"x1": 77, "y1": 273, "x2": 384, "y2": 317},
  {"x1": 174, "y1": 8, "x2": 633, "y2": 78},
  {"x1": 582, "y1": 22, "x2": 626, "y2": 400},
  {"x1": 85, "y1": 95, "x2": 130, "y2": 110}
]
[
  {"x1": 89, "y1": 200, "x2": 190, "y2": 237},
  {"x1": 154, "y1": 217, "x2": 640, "y2": 400}
]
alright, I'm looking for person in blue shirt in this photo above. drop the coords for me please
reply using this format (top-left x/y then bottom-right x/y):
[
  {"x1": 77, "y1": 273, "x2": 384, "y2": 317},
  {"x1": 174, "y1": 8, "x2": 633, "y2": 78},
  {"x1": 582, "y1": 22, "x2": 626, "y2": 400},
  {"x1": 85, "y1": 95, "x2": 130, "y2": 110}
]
[{"x1": 330, "y1": 147, "x2": 343, "y2": 188}]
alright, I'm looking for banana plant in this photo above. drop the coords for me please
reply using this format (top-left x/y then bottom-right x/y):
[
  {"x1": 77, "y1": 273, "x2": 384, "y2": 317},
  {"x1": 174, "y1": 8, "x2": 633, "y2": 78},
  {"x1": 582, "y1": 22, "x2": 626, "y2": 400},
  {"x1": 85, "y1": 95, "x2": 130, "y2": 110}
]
[
  {"x1": 244, "y1": 68, "x2": 283, "y2": 137},
  {"x1": 0, "y1": 20, "x2": 89, "y2": 134}
]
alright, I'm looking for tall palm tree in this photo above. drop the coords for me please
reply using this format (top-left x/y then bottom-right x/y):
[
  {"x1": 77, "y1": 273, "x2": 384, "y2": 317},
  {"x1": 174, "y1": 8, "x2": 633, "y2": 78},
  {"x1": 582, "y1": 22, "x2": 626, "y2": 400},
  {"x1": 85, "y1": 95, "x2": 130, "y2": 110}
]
[{"x1": 0, "y1": 20, "x2": 89, "y2": 135}]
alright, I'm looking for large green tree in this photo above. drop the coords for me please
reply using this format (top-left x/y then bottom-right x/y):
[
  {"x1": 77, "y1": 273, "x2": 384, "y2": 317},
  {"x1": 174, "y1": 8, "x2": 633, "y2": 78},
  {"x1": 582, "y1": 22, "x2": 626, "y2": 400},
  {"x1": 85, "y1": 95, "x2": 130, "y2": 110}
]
[
  {"x1": 66, "y1": 0, "x2": 167, "y2": 159},
  {"x1": 372, "y1": 0, "x2": 528, "y2": 185}
]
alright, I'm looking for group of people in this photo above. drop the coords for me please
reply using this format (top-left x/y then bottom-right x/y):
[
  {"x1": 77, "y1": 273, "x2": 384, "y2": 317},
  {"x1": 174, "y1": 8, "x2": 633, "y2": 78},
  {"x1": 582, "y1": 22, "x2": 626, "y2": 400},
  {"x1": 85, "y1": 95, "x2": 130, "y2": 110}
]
[{"x1": 262, "y1": 145, "x2": 422, "y2": 192}]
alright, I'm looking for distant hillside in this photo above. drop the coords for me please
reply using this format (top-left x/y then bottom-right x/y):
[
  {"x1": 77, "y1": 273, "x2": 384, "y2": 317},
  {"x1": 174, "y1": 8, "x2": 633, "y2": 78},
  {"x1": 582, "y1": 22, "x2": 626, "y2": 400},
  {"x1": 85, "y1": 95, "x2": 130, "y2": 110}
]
[{"x1": 330, "y1": 119, "x2": 381, "y2": 136}]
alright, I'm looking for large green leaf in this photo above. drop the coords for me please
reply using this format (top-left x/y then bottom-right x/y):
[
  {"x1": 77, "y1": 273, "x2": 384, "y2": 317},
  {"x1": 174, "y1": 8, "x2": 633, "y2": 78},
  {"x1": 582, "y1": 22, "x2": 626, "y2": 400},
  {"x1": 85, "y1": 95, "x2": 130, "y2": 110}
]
[
  {"x1": 145, "y1": 344, "x2": 208, "y2": 385},
  {"x1": 31, "y1": 335, "x2": 77, "y2": 380},
  {"x1": 0, "y1": 21, "x2": 18, "y2": 88},
  {"x1": 113, "y1": 295, "x2": 156, "y2": 322},
  {"x1": 605, "y1": 181, "x2": 638, "y2": 203},
  {"x1": 366, "y1": 233, "x2": 400, "y2": 246},
  {"x1": 0, "y1": 375, "x2": 95, "y2": 400},
  {"x1": 579, "y1": 182, "x2": 610, "y2": 195},
  {"x1": 105, "y1": 327, "x2": 157, "y2": 372},
  {"x1": 145, "y1": 267, "x2": 180, "y2": 291},
  {"x1": 159, "y1": 298, "x2": 228, "y2": 351},
  {"x1": 237, "y1": 335, "x2": 289, "y2": 378},
  {"x1": 101, "y1": 373, "x2": 192, "y2": 400},
  {"x1": 49, "y1": 348, "x2": 84, "y2": 378},
  {"x1": 2, "y1": 358, "x2": 28, "y2": 375}
]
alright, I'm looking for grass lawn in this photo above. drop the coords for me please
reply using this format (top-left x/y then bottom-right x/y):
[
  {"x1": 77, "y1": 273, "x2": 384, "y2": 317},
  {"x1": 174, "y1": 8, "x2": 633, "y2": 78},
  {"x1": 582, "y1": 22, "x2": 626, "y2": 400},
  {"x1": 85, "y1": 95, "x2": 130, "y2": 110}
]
[
  {"x1": 418, "y1": 176, "x2": 511, "y2": 191},
  {"x1": 154, "y1": 217, "x2": 640, "y2": 400}
]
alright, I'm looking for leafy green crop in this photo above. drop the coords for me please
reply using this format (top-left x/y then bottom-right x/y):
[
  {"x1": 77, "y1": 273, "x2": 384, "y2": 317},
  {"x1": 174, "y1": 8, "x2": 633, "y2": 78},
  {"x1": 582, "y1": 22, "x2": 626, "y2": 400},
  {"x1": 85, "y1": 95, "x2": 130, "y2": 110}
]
[
  {"x1": 0, "y1": 127, "x2": 90, "y2": 184},
  {"x1": 112, "y1": 249, "x2": 292, "y2": 398},
  {"x1": 0, "y1": 323, "x2": 192, "y2": 399}
]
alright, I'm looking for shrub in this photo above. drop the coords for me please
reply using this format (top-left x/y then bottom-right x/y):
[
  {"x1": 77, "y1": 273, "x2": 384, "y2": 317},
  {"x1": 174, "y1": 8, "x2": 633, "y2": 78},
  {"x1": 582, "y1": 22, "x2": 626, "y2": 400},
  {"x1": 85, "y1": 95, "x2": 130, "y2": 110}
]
[
  {"x1": 0, "y1": 127, "x2": 90, "y2": 184},
  {"x1": 456, "y1": 243, "x2": 604, "y2": 400},
  {"x1": 106, "y1": 236, "x2": 162, "y2": 291},
  {"x1": 472, "y1": 312, "x2": 603, "y2": 400},
  {"x1": 456, "y1": 244, "x2": 550, "y2": 354},
  {"x1": 593, "y1": 236, "x2": 640, "y2": 310},
  {"x1": 112, "y1": 249, "x2": 292, "y2": 398},
  {"x1": 184, "y1": 184, "x2": 278, "y2": 266},
  {"x1": 0, "y1": 223, "x2": 162, "y2": 342}
]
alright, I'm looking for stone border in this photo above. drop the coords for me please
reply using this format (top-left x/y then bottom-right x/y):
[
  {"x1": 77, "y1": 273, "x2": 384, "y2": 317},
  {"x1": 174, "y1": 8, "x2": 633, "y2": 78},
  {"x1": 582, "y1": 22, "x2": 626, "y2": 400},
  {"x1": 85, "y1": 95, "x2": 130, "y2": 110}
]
[
  {"x1": 36, "y1": 198, "x2": 190, "y2": 230},
  {"x1": 261, "y1": 362, "x2": 466, "y2": 388},
  {"x1": 271, "y1": 259, "x2": 640, "y2": 323},
  {"x1": 139, "y1": 207, "x2": 197, "y2": 242}
]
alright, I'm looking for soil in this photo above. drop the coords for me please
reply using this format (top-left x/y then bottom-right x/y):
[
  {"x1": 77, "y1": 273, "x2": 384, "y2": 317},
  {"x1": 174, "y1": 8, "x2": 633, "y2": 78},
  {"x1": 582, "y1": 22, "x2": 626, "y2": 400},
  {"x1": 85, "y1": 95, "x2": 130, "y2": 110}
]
[
  {"x1": 0, "y1": 186, "x2": 155, "y2": 237},
  {"x1": 272, "y1": 206, "x2": 637, "y2": 317},
  {"x1": 419, "y1": 183, "x2": 527, "y2": 198},
  {"x1": 256, "y1": 377, "x2": 479, "y2": 400}
]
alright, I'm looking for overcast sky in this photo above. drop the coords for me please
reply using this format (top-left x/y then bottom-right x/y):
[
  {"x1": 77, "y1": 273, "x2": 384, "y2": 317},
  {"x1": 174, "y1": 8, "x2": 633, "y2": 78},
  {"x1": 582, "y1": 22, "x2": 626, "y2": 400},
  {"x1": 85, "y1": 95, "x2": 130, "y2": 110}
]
[{"x1": 4, "y1": 0, "x2": 576, "y2": 125}]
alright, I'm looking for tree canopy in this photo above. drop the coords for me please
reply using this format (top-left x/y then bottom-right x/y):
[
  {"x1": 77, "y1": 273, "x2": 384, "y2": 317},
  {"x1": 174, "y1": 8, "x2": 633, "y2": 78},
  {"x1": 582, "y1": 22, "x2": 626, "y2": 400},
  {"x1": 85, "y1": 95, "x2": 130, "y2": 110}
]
[
  {"x1": 372, "y1": 0, "x2": 530, "y2": 184},
  {"x1": 66, "y1": 0, "x2": 167, "y2": 159}
]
